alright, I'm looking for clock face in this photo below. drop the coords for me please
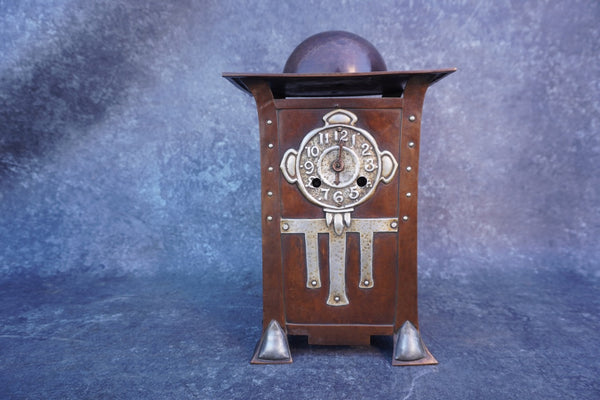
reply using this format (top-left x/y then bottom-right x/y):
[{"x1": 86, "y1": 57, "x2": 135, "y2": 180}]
[
  {"x1": 296, "y1": 124, "x2": 382, "y2": 210},
  {"x1": 280, "y1": 109, "x2": 398, "y2": 212}
]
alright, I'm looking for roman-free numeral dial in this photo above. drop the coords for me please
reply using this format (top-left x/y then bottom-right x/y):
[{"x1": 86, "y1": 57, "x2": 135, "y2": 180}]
[{"x1": 281, "y1": 109, "x2": 398, "y2": 211}]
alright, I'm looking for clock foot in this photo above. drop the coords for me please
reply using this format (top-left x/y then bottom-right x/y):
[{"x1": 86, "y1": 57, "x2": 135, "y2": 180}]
[
  {"x1": 392, "y1": 321, "x2": 438, "y2": 366},
  {"x1": 250, "y1": 320, "x2": 293, "y2": 364}
]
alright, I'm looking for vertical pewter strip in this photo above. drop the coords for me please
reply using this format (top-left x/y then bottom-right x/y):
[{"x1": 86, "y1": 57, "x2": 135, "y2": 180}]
[
  {"x1": 327, "y1": 232, "x2": 349, "y2": 306},
  {"x1": 358, "y1": 230, "x2": 374, "y2": 288},
  {"x1": 354, "y1": 218, "x2": 398, "y2": 289},
  {"x1": 304, "y1": 231, "x2": 321, "y2": 288},
  {"x1": 281, "y1": 219, "x2": 324, "y2": 289}
]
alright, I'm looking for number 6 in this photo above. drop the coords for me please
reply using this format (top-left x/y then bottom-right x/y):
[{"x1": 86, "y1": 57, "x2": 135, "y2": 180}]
[{"x1": 333, "y1": 191, "x2": 344, "y2": 204}]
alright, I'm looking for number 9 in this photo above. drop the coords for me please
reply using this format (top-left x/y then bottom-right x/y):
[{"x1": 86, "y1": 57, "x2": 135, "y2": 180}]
[{"x1": 304, "y1": 160, "x2": 314, "y2": 174}]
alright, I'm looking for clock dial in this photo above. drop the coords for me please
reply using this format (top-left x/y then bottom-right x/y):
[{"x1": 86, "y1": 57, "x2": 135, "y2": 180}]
[
  {"x1": 280, "y1": 109, "x2": 398, "y2": 213},
  {"x1": 296, "y1": 125, "x2": 382, "y2": 210}
]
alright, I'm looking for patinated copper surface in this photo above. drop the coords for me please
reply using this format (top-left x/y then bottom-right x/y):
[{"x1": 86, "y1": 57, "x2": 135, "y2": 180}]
[
  {"x1": 283, "y1": 31, "x2": 387, "y2": 73},
  {"x1": 224, "y1": 35, "x2": 454, "y2": 365},
  {"x1": 223, "y1": 69, "x2": 454, "y2": 98}
]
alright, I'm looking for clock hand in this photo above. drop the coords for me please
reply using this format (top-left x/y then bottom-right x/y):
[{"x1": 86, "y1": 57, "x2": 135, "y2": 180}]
[{"x1": 332, "y1": 140, "x2": 345, "y2": 185}]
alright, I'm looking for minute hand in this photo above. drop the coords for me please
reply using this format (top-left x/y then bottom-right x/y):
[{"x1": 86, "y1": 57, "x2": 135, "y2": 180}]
[{"x1": 332, "y1": 141, "x2": 345, "y2": 185}]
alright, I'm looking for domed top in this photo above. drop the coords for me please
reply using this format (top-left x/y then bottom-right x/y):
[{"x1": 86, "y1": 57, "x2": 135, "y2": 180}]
[{"x1": 283, "y1": 31, "x2": 387, "y2": 74}]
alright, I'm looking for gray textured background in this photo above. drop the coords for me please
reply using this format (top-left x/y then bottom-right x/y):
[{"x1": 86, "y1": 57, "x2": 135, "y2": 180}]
[
  {"x1": 1, "y1": 0, "x2": 598, "y2": 280},
  {"x1": 1, "y1": 1, "x2": 599, "y2": 398}
]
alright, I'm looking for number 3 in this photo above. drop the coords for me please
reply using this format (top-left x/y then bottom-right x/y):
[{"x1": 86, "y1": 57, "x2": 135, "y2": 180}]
[{"x1": 364, "y1": 158, "x2": 376, "y2": 172}]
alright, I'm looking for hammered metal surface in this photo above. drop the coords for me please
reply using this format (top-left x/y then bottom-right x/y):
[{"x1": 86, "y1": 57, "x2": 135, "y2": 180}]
[
  {"x1": 252, "y1": 320, "x2": 292, "y2": 364},
  {"x1": 280, "y1": 109, "x2": 398, "y2": 212},
  {"x1": 394, "y1": 320, "x2": 426, "y2": 362},
  {"x1": 281, "y1": 217, "x2": 398, "y2": 306},
  {"x1": 283, "y1": 31, "x2": 387, "y2": 73}
]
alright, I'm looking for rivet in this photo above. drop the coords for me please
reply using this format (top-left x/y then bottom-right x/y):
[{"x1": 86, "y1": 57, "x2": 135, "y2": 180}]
[
  {"x1": 402, "y1": 215, "x2": 409, "y2": 222},
  {"x1": 334, "y1": 296, "x2": 341, "y2": 302},
  {"x1": 266, "y1": 119, "x2": 273, "y2": 125},
  {"x1": 364, "y1": 280, "x2": 370, "y2": 286},
  {"x1": 406, "y1": 192, "x2": 412, "y2": 197},
  {"x1": 267, "y1": 191, "x2": 273, "y2": 197},
  {"x1": 311, "y1": 280, "x2": 318, "y2": 286},
  {"x1": 282, "y1": 223, "x2": 289, "y2": 231},
  {"x1": 408, "y1": 141, "x2": 415, "y2": 148},
  {"x1": 268, "y1": 166, "x2": 274, "y2": 172},
  {"x1": 268, "y1": 143, "x2": 274, "y2": 148},
  {"x1": 406, "y1": 166, "x2": 412, "y2": 172},
  {"x1": 409, "y1": 115, "x2": 416, "y2": 122},
  {"x1": 267, "y1": 216, "x2": 273, "y2": 221},
  {"x1": 391, "y1": 221, "x2": 398, "y2": 229}
]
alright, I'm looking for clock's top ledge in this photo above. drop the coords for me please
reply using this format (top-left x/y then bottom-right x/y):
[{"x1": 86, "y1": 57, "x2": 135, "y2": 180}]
[{"x1": 222, "y1": 69, "x2": 456, "y2": 98}]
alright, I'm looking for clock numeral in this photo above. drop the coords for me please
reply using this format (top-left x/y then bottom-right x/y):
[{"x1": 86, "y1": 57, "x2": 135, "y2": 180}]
[
  {"x1": 339, "y1": 130, "x2": 348, "y2": 142},
  {"x1": 333, "y1": 129, "x2": 349, "y2": 142},
  {"x1": 303, "y1": 160, "x2": 315, "y2": 174},
  {"x1": 364, "y1": 158, "x2": 377, "y2": 172},
  {"x1": 332, "y1": 129, "x2": 357, "y2": 146},
  {"x1": 333, "y1": 191, "x2": 344, "y2": 204},
  {"x1": 319, "y1": 132, "x2": 329, "y2": 144},
  {"x1": 361, "y1": 143, "x2": 373, "y2": 156},
  {"x1": 348, "y1": 186, "x2": 360, "y2": 200},
  {"x1": 321, "y1": 188, "x2": 330, "y2": 200},
  {"x1": 306, "y1": 145, "x2": 320, "y2": 158}
]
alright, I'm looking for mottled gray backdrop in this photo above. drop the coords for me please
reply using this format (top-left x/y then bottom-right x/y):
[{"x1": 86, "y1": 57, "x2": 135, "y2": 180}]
[{"x1": 1, "y1": 0, "x2": 598, "y2": 281}]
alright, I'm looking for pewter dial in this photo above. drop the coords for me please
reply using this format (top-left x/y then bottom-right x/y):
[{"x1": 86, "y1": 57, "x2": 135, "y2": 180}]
[
  {"x1": 281, "y1": 109, "x2": 398, "y2": 212},
  {"x1": 299, "y1": 125, "x2": 380, "y2": 209}
]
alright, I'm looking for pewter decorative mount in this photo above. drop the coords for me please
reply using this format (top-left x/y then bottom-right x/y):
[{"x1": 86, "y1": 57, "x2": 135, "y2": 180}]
[{"x1": 280, "y1": 109, "x2": 398, "y2": 306}]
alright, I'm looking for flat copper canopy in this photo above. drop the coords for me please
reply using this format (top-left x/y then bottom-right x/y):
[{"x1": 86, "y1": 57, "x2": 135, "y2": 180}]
[{"x1": 222, "y1": 69, "x2": 456, "y2": 98}]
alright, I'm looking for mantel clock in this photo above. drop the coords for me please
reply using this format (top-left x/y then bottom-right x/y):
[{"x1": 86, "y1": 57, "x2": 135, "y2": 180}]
[{"x1": 223, "y1": 31, "x2": 455, "y2": 365}]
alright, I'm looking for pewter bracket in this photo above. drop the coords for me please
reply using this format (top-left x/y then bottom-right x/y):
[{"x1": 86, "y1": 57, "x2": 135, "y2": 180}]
[{"x1": 281, "y1": 217, "x2": 398, "y2": 306}]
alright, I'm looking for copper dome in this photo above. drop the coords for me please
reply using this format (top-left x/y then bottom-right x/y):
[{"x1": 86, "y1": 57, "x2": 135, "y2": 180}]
[{"x1": 283, "y1": 31, "x2": 387, "y2": 74}]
